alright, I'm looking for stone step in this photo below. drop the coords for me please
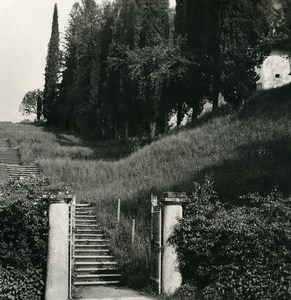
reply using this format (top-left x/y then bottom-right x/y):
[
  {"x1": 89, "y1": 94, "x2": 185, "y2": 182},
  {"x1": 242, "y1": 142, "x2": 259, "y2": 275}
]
[
  {"x1": 72, "y1": 202, "x2": 121, "y2": 288},
  {"x1": 6, "y1": 168, "x2": 39, "y2": 171},
  {"x1": 7, "y1": 171, "x2": 39, "y2": 173},
  {"x1": 75, "y1": 224, "x2": 101, "y2": 228},
  {"x1": 75, "y1": 262, "x2": 118, "y2": 268},
  {"x1": 75, "y1": 219, "x2": 97, "y2": 223},
  {"x1": 75, "y1": 229, "x2": 103, "y2": 234},
  {"x1": 0, "y1": 151, "x2": 19, "y2": 154},
  {"x1": 0, "y1": 150, "x2": 18, "y2": 153},
  {"x1": 7, "y1": 171, "x2": 39, "y2": 174},
  {"x1": 8, "y1": 172, "x2": 39, "y2": 176},
  {"x1": 1, "y1": 159, "x2": 21, "y2": 162},
  {"x1": 74, "y1": 244, "x2": 109, "y2": 250},
  {"x1": 75, "y1": 206, "x2": 92, "y2": 210},
  {"x1": 75, "y1": 274, "x2": 122, "y2": 282},
  {"x1": 75, "y1": 234, "x2": 105, "y2": 239},
  {"x1": 74, "y1": 280, "x2": 120, "y2": 286},
  {"x1": 75, "y1": 239, "x2": 109, "y2": 246},
  {"x1": 75, "y1": 255, "x2": 115, "y2": 263},
  {"x1": 75, "y1": 249, "x2": 110, "y2": 256},
  {"x1": 6, "y1": 167, "x2": 38, "y2": 170},
  {"x1": 75, "y1": 225, "x2": 101, "y2": 231},
  {"x1": 75, "y1": 215, "x2": 96, "y2": 219},
  {"x1": 75, "y1": 211, "x2": 94, "y2": 215},
  {"x1": 75, "y1": 230, "x2": 103, "y2": 235},
  {"x1": 75, "y1": 267, "x2": 118, "y2": 275}
]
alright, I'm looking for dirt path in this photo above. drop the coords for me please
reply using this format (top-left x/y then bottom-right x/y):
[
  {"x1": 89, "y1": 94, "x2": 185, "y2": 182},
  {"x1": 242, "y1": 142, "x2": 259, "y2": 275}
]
[{"x1": 75, "y1": 286, "x2": 156, "y2": 300}]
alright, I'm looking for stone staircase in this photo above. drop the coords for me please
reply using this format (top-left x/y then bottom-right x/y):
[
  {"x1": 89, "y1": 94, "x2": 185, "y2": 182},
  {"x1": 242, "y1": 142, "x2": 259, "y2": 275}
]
[
  {"x1": 0, "y1": 138, "x2": 40, "y2": 180},
  {"x1": 73, "y1": 204, "x2": 122, "y2": 287},
  {"x1": 0, "y1": 138, "x2": 21, "y2": 165},
  {"x1": 5, "y1": 165, "x2": 40, "y2": 180}
]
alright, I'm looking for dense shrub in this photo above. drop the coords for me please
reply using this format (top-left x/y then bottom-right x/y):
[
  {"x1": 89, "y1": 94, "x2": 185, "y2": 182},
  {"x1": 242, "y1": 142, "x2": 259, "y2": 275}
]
[
  {"x1": 170, "y1": 178, "x2": 291, "y2": 300},
  {"x1": 0, "y1": 266, "x2": 44, "y2": 300},
  {"x1": 0, "y1": 177, "x2": 49, "y2": 300}
]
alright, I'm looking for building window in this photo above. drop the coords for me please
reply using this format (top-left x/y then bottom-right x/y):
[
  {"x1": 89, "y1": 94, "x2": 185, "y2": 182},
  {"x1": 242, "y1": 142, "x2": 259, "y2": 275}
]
[
  {"x1": 275, "y1": 74, "x2": 280, "y2": 78},
  {"x1": 257, "y1": 82, "x2": 263, "y2": 90}
]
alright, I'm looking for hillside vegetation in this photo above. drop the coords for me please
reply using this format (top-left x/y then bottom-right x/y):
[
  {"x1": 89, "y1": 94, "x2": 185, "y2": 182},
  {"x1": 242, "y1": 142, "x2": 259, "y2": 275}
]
[{"x1": 1, "y1": 84, "x2": 291, "y2": 286}]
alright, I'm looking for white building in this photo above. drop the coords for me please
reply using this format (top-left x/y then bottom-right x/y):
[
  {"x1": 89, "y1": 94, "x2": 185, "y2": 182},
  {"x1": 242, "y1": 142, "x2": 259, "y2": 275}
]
[{"x1": 257, "y1": 50, "x2": 291, "y2": 90}]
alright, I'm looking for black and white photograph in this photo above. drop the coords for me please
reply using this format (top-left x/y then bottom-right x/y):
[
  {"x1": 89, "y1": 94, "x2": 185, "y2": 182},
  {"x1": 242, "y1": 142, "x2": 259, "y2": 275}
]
[{"x1": 0, "y1": 0, "x2": 291, "y2": 299}]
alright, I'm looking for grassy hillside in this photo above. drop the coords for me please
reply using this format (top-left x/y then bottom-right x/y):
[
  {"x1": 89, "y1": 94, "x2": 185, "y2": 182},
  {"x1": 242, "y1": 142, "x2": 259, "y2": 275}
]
[{"x1": 1, "y1": 84, "x2": 291, "y2": 287}]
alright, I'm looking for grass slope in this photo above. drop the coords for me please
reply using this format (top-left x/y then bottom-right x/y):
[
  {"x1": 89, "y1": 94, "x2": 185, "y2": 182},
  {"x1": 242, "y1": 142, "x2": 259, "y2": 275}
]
[
  {"x1": 1, "y1": 84, "x2": 291, "y2": 287},
  {"x1": 41, "y1": 85, "x2": 291, "y2": 207}
]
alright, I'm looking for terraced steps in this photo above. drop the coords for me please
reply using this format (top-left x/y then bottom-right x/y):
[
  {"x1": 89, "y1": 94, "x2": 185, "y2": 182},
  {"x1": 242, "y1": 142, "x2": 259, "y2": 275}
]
[
  {"x1": 0, "y1": 138, "x2": 40, "y2": 180},
  {"x1": 5, "y1": 165, "x2": 40, "y2": 179},
  {"x1": 0, "y1": 148, "x2": 21, "y2": 165},
  {"x1": 73, "y1": 204, "x2": 121, "y2": 287},
  {"x1": 0, "y1": 138, "x2": 9, "y2": 148}
]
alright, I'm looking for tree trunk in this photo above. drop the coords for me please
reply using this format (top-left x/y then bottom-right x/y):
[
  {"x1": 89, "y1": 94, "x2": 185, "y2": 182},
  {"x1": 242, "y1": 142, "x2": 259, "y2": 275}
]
[
  {"x1": 114, "y1": 121, "x2": 118, "y2": 140},
  {"x1": 191, "y1": 109, "x2": 197, "y2": 124},
  {"x1": 125, "y1": 123, "x2": 129, "y2": 139},
  {"x1": 150, "y1": 121, "x2": 156, "y2": 140},
  {"x1": 164, "y1": 111, "x2": 168, "y2": 133},
  {"x1": 36, "y1": 95, "x2": 42, "y2": 122},
  {"x1": 211, "y1": 87, "x2": 220, "y2": 115},
  {"x1": 177, "y1": 102, "x2": 184, "y2": 127}
]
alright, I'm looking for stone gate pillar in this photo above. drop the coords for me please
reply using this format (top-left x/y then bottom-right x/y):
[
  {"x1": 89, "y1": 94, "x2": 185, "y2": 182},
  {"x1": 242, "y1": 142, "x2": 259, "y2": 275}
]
[
  {"x1": 161, "y1": 192, "x2": 188, "y2": 295},
  {"x1": 45, "y1": 194, "x2": 72, "y2": 300}
]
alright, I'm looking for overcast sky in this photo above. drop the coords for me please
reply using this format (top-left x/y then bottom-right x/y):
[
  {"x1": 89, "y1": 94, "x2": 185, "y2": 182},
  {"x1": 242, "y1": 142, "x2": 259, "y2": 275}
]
[{"x1": 0, "y1": 0, "x2": 176, "y2": 122}]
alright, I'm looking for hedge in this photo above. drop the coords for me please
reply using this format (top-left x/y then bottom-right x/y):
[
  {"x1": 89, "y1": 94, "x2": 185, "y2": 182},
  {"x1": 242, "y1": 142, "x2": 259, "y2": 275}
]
[
  {"x1": 170, "y1": 178, "x2": 291, "y2": 300},
  {"x1": 0, "y1": 177, "x2": 49, "y2": 300}
]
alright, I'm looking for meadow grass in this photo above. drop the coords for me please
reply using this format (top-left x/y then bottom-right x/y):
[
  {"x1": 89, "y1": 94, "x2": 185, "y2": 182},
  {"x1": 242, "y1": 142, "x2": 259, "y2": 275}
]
[{"x1": 1, "y1": 84, "x2": 291, "y2": 287}]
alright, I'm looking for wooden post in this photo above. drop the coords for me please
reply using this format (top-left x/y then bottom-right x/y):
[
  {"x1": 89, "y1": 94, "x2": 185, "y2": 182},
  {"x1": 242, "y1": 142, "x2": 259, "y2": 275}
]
[
  {"x1": 132, "y1": 219, "x2": 136, "y2": 245},
  {"x1": 117, "y1": 199, "x2": 121, "y2": 222}
]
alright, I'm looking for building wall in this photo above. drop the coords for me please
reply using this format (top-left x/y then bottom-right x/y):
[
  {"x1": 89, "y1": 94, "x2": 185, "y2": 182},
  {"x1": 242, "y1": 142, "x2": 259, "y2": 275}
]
[{"x1": 257, "y1": 51, "x2": 291, "y2": 90}]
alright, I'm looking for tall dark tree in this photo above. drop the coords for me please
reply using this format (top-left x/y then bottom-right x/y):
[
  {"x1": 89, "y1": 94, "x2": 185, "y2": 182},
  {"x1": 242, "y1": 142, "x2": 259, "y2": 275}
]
[
  {"x1": 277, "y1": 0, "x2": 291, "y2": 50},
  {"x1": 43, "y1": 4, "x2": 61, "y2": 126},
  {"x1": 58, "y1": 3, "x2": 81, "y2": 130},
  {"x1": 175, "y1": 0, "x2": 269, "y2": 111},
  {"x1": 219, "y1": 0, "x2": 269, "y2": 108}
]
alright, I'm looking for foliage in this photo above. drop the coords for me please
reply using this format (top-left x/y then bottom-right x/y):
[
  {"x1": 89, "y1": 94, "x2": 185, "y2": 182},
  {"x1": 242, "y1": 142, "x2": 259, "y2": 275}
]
[
  {"x1": 0, "y1": 266, "x2": 45, "y2": 300},
  {"x1": 175, "y1": 0, "x2": 270, "y2": 110},
  {"x1": 1, "y1": 83, "x2": 291, "y2": 288},
  {"x1": 170, "y1": 178, "x2": 291, "y2": 299},
  {"x1": 19, "y1": 89, "x2": 43, "y2": 121},
  {"x1": 0, "y1": 176, "x2": 49, "y2": 300},
  {"x1": 117, "y1": 40, "x2": 201, "y2": 137},
  {"x1": 43, "y1": 4, "x2": 61, "y2": 126},
  {"x1": 163, "y1": 281, "x2": 199, "y2": 300},
  {"x1": 56, "y1": 0, "x2": 174, "y2": 138}
]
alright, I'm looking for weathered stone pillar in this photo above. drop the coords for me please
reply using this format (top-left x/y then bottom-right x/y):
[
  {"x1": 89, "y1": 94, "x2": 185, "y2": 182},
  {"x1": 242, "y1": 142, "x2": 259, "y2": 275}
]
[
  {"x1": 161, "y1": 192, "x2": 188, "y2": 295},
  {"x1": 45, "y1": 195, "x2": 72, "y2": 300}
]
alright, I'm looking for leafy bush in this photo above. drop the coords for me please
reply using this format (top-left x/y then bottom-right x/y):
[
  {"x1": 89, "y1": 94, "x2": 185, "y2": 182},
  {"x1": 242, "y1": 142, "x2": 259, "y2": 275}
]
[
  {"x1": 170, "y1": 178, "x2": 291, "y2": 300},
  {"x1": 0, "y1": 177, "x2": 49, "y2": 300},
  {"x1": 0, "y1": 266, "x2": 44, "y2": 300}
]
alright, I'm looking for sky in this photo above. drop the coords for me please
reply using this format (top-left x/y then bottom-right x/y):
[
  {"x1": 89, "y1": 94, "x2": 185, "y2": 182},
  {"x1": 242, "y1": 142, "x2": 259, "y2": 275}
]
[{"x1": 0, "y1": 0, "x2": 176, "y2": 122}]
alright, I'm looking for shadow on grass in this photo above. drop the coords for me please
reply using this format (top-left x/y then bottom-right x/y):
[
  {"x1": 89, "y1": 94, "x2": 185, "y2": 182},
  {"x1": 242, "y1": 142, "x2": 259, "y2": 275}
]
[
  {"x1": 177, "y1": 136, "x2": 291, "y2": 205},
  {"x1": 38, "y1": 126, "x2": 131, "y2": 161}
]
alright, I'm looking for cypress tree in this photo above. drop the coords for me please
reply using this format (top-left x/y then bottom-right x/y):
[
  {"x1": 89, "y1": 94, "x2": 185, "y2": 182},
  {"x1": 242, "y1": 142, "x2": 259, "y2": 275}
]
[
  {"x1": 58, "y1": 3, "x2": 81, "y2": 130},
  {"x1": 175, "y1": 0, "x2": 269, "y2": 111},
  {"x1": 43, "y1": 3, "x2": 61, "y2": 126}
]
